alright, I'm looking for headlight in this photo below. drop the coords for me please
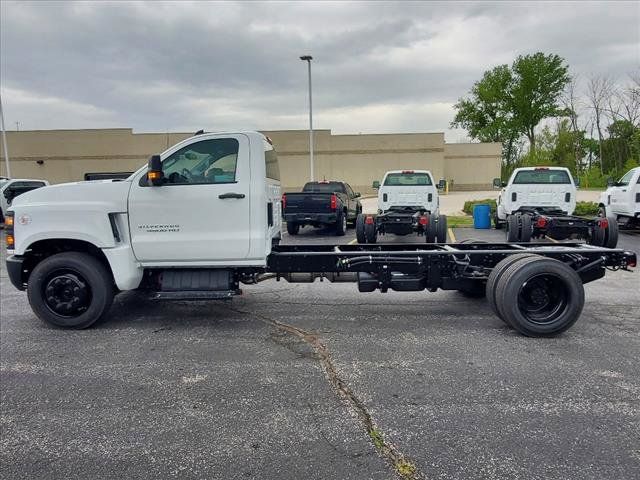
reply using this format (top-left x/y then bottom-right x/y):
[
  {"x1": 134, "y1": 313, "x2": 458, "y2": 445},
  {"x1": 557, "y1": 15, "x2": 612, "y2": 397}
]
[{"x1": 4, "y1": 211, "x2": 15, "y2": 249}]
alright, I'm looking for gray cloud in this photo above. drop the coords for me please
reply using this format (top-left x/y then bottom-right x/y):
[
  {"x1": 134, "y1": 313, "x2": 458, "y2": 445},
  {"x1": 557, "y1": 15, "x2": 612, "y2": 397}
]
[{"x1": 1, "y1": 1, "x2": 638, "y2": 140}]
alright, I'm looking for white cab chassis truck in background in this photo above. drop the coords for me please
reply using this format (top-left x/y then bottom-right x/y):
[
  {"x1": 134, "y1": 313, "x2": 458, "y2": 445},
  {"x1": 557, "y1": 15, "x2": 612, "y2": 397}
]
[
  {"x1": 355, "y1": 170, "x2": 447, "y2": 244},
  {"x1": 598, "y1": 166, "x2": 640, "y2": 229},
  {"x1": 494, "y1": 166, "x2": 618, "y2": 247},
  {"x1": 4, "y1": 132, "x2": 636, "y2": 337}
]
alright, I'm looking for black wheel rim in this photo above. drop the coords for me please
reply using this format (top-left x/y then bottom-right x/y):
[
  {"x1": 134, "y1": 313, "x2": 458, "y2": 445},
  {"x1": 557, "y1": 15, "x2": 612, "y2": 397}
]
[
  {"x1": 43, "y1": 269, "x2": 92, "y2": 318},
  {"x1": 517, "y1": 274, "x2": 568, "y2": 324}
]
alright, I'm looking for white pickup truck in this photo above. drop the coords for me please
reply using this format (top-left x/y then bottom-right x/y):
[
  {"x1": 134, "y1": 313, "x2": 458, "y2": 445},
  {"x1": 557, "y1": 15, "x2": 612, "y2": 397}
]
[
  {"x1": 598, "y1": 166, "x2": 640, "y2": 228},
  {"x1": 4, "y1": 132, "x2": 636, "y2": 337},
  {"x1": 494, "y1": 166, "x2": 616, "y2": 247},
  {"x1": 355, "y1": 170, "x2": 447, "y2": 243}
]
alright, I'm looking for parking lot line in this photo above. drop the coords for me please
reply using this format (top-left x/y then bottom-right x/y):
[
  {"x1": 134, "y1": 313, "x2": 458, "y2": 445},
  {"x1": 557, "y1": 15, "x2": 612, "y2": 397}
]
[
  {"x1": 348, "y1": 238, "x2": 358, "y2": 244},
  {"x1": 448, "y1": 227, "x2": 456, "y2": 243},
  {"x1": 546, "y1": 235, "x2": 559, "y2": 243}
]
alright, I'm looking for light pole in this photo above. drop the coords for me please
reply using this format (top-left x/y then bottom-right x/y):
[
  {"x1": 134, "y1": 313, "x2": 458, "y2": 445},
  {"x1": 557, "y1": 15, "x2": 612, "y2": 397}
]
[
  {"x1": 0, "y1": 94, "x2": 11, "y2": 178},
  {"x1": 300, "y1": 55, "x2": 314, "y2": 181}
]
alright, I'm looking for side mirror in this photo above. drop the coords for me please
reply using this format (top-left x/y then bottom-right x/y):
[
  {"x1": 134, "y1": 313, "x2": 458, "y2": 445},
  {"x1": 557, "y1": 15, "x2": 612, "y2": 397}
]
[
  {"x1": 147, "y1": 155, "x2": 164, "y2": 186},
  {"x1": 354, "y1": 192, "x2": 361, "y2": 198},
  {"x1": 492, "y1": 178, "x2": 502, "y2": 189},
  {"x1": 574, "y1": 178, "x2": 580, "y2": 188},
  {"x1": 372, "y1": 181, "x2": 380, "y2": 189},
  {"x1": 437, "y1": 179, "x2": 446, "y2": 190},
  {"x1": 606, "y1": 177, "x2": 615, "y2": 187}
]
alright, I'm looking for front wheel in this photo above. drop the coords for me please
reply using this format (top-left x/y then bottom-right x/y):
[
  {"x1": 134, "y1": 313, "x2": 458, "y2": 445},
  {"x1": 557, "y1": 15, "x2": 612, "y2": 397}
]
[
  {"x1": 493, "y1": 212, "x2": 503, "y2": 229},
  {"x1": 27, "y1": 252, "x2": 115, "y2": 329}
]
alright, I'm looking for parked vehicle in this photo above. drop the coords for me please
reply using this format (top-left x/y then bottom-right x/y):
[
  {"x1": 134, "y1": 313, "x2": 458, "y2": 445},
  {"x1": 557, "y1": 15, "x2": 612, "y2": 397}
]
[
  {"x1": 4, "y1": 132, "x2": 636, "y2": 337},
  {"x1": 494, "y1": 167, "x2": 617, "y2": 247},
  {"x1": 598, "y1": 166, "x2": 640, "y2": 229},
  {"x1": 282, "y1": 181, "x2": 362, "y2": 236},
  {"x1": 0, "y1": 178, "x2": 49, "y2": 223},
  {"x1": 356, "y1": 170, "x2": 447, "y2": 243}
]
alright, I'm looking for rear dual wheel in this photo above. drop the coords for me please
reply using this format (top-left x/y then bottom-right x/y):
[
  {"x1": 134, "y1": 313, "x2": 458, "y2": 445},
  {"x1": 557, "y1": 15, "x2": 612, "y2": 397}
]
[
  {"x1": 588, "y1": 215, "x2": 618, "y2": 248},
  {"x1": 355, "y1": 213, "x2": 377, "y2": 243},
  {"x1": 505, "y1": 213, "x2": 532, "y2": 242},
  {"x1": 487, "y1": 255, "x2": 584, "y2": 337},
  {"x1": 426, "y1": 213, "x2": 448, "y2": 243}
]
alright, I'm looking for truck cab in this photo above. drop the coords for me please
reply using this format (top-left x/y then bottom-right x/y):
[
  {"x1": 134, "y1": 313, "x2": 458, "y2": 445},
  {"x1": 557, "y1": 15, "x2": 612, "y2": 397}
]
[
  {"x1": 6, "y1": 132, "x2": 281, "y2": 301},
  {"x1": 599, "y1": 167, "x2": 640, "y2": 227},
  {"x1": 495, "y1": 167, "x2": 577, "y2": 225},
  {"x1": 377, "y1": 170, "x2": 439, "y2": 214}
]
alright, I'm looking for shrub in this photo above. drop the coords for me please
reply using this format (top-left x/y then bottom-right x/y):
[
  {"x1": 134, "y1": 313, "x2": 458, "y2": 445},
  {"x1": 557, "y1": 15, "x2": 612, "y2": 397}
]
[
  {"x1": 574, "y1": 201, "x2": 599, "y2": 216},
  {"x1": 462, "y1": 198, "x2": 497, "y2": 215}
]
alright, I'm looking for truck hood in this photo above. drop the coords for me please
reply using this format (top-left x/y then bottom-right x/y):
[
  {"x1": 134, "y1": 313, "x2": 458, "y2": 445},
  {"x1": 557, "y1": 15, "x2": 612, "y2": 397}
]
[{"x1": 10, "y1": 180, "x2": 131, "y2": 212}]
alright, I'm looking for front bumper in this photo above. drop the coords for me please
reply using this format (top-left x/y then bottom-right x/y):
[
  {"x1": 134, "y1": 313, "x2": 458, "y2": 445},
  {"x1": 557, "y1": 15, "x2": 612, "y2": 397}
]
[{"x1": 6, "y1": 255, "x2": 25, "y2": 291}]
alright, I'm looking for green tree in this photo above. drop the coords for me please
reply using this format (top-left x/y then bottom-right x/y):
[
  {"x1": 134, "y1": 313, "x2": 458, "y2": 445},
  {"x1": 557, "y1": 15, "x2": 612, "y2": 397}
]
[
  {"x1": 451, "y1": 65, "x2": 520, "y2": 168},
  {"x1": 509, "y1": 53, "x2": 571, "y2": 152},
  {"x1": 452, "y1": 52, "x2": 571, "y2": 162}
]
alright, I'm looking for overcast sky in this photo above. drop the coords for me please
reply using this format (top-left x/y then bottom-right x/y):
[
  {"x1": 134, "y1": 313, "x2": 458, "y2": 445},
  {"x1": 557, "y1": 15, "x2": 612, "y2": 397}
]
[{"x1": 1, "y1": 1, "x2": 638, "y2": 141}]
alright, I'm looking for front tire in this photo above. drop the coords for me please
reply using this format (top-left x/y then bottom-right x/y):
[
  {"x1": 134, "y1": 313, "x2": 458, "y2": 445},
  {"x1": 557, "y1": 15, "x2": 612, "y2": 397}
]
[{"x1": 27, "y1": 252, "x2": 114, "y2": 329}]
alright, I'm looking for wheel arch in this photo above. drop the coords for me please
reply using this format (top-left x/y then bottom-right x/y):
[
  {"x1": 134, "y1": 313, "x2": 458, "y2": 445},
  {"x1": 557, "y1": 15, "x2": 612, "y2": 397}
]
[{"x1": 20, "y1": 238, "x2": 115, "y2": 287}]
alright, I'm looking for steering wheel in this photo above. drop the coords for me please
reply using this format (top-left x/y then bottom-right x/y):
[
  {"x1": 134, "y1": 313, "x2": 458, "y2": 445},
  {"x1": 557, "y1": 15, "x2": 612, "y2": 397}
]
[{"x1": 181, "y1": 168, "x2": 194, "y2": 181}]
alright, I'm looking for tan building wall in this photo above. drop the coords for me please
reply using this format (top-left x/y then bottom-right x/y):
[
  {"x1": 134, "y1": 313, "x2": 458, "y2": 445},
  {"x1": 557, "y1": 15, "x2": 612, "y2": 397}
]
[{"x1": 0, "y1": 128, "x2": 501, "y2": 192}]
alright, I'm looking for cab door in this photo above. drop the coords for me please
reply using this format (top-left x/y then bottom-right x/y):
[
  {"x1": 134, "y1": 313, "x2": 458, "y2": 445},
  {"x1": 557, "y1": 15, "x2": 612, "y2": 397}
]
[
  {"x1": 128, "y1": 134, "x2": 251, "y2": 263},
  {"x1": 610, "y1": 169, "x2": 634, "y2": 215}
]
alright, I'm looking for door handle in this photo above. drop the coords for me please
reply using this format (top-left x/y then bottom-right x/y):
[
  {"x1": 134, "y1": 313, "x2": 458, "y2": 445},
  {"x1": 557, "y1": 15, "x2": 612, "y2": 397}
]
[{"x1": 218, "y1": 192, "x2": 245, "y2": 199}]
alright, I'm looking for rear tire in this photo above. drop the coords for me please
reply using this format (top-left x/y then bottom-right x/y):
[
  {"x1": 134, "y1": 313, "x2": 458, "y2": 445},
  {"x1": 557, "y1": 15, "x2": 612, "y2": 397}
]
[
  {"x1": 588, "y1": 219, "x2": 606, "y2": 246},
  {"x1": 355, "y1": 214, "x2": 366, "y2": 243},
  {"x1": 335, "y1": 211, "x2": 347, "y2": 236},
  {"x1": 364, "y1": 220, "x2": 377, "y2": 243},
  {"x1": 287, "y1": 221, "x2": 300, "y2": 235},
  {"x1": 494, "y1": 256, "x2": 584, "y2": 337},
  {"x1": 520, "y1": 213, "x2": 532, "y2": 242},
  {"x1": 493, "y1": 212, "x2": 503, "y2": 229},
  {"x1": 506, "y1": 214, "x2": 520, "y2": 242},
  {"x1": 27, "y1": 252, "x2": 114, "y2": 329},
  {"x1": 425, "y1": 213, "x2": 437, "y2": 243},
  {"x1": 436, "y1": 214, "x2": 448, "y2": 243},
  {"x1": 486, "y1": 254, "x2": 537, "y2": 325},
  {"x1": 603, "y1": 215, "x2": 618, "y2": 248}
]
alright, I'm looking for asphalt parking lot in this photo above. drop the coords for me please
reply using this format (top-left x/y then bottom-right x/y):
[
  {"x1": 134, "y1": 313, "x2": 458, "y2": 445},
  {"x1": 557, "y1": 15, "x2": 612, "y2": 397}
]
[{"x1": 1, "y1": 228, "x2": 639, "y2": 479}]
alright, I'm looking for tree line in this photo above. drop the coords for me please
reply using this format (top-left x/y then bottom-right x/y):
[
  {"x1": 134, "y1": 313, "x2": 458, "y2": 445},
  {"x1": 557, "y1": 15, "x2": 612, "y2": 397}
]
[{"x1": 451, "y1": 52, "x2": 639, "y2": 187}]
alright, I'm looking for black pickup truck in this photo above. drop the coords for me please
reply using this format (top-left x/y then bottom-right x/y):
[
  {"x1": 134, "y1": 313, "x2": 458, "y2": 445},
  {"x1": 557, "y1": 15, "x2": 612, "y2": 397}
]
[{"x1": 282, "y1": 181, "x2": 362, "y2": 236}]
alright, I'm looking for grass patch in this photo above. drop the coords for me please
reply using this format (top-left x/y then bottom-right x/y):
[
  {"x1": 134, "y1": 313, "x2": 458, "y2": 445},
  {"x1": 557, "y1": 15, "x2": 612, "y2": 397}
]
[
  {"x1": 574, "y1": 201, "x2": 599, "y2": 216},
  {"x1": 462, "y1": 198, "x2": 497, "y2": 215},
  {"x1": 447, "y1": 215, "x2": 474, "y2": 227}
]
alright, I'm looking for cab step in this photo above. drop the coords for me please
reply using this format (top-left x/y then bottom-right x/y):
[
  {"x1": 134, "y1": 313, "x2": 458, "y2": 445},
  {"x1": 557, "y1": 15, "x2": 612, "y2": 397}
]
[{"x1": 151, "y1": 290, "x2": 238, "y2": 301}]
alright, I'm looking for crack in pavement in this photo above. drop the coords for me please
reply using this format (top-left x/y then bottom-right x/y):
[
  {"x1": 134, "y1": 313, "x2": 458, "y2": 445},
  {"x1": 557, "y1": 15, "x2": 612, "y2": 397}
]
[{"x1": 225, "y1": 305, "x2": 424, "y2": 480}]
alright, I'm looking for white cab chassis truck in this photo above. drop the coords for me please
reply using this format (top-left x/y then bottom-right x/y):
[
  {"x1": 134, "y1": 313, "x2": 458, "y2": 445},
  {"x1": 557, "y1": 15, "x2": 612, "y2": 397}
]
[
  {"x1": 494, "y1": 167, "x2": 618, "y2": 247},
  {"x1": 598, "y1": 166, "x2": 640, "y2": 229},
  {"x1": 355, "y1": 170, "x2": 447, "y2": 244},
  {"x1": 4, "y1": 132, "x2": 636, "y2": 337}
]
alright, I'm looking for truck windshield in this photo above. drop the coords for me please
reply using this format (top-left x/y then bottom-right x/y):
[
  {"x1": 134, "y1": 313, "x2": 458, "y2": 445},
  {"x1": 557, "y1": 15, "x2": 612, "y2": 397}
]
[
  {"x1": 303, "y1": 182, "x2": 345, "y2": 193},
  {"x1": 383, "y1": 173, "x2": 432, "y2": 186},
  {"x1": 513, "y1": 170, "x2": 571, "y2": 184}
]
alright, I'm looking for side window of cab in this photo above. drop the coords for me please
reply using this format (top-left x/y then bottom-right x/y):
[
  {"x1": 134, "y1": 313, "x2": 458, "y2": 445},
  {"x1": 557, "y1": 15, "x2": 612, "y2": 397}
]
[
  {"x1": 142, "y1": 138, "x2": 240, "y2": 186},
  {"x1": 617, "y1": 169, "x2": 634, "y2": 187}
]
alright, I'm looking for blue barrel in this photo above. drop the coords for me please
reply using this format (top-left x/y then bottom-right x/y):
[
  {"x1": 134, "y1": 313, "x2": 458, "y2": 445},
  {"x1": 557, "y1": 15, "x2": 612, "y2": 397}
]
[{"x1": 473, "y1": 204, "x2": 491, "y2": 229}]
